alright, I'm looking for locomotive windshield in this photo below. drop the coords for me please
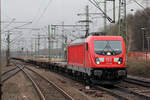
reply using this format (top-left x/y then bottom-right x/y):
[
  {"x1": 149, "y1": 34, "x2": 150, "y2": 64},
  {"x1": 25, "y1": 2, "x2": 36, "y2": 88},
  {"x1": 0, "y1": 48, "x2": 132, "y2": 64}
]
[{"x1": 94, "y1": 40, "x2": 122, "y2": 55}]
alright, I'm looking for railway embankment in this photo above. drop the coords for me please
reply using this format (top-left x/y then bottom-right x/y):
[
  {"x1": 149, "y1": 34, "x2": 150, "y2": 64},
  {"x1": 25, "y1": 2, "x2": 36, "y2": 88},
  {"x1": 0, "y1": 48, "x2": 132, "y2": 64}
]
[{"x1": 127, "y1": 58, "x2": 150, "y2": 78}]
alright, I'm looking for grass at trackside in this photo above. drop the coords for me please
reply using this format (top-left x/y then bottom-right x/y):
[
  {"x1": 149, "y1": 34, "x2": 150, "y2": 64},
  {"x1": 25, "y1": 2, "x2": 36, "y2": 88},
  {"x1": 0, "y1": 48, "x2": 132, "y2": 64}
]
[{"x1": 127, "y1": 58, "x2": 150, "y2": 78}]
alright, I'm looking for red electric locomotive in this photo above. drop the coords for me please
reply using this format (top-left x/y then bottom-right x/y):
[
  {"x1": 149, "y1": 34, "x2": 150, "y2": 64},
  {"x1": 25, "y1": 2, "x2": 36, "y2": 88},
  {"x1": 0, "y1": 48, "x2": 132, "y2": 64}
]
[{"x1": 67, "y1": 36, "x2": 127, "y2": 84}]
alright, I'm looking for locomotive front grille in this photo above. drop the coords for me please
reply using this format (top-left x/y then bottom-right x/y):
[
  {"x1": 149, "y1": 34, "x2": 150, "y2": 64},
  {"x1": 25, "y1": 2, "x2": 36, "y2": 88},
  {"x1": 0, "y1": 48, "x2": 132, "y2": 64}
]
[
  {"x1": 102, "y1": 70, "x2": 118, "y2": 80},
  {"x1": 94, "y1": 70, "x2": 103, "y2": 77},
  {"x1": 93, "y1": 68, "x2": 126, "y2": 80}
]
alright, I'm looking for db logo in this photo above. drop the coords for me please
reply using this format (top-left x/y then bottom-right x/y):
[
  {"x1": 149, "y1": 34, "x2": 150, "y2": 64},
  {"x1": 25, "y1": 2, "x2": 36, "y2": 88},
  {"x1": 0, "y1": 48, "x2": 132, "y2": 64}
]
[{"x1": 106, "y1": 58, "x2": 112, "y2": 63}]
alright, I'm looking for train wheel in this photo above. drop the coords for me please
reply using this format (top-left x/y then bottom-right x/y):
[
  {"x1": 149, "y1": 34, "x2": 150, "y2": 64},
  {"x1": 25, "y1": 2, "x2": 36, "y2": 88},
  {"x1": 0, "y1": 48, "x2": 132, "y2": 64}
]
[{"x1": 82, "y1": 74, "x2": 89, "y2": 85}]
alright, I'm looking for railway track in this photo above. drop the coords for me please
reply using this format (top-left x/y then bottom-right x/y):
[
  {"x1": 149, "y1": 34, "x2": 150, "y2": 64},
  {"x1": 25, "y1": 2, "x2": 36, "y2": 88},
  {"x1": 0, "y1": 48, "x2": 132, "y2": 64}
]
[
  {"x1": 94, "y1": 84, "x2": 150, "y2": 100},
  {"x1": 2, "y1": 65, "x2": 22, "y2": 83},
  {"x1": 125, "y1": 77, "x2": 150, "y2": 87},
  {"x1": 23, "y1": 64, "x2": 150, "y2": 100},
  {"x1": 94, "y1": 76, "x2": 150, "y2": 100},
  {"x1": 13, "y1": 59, "x2": 150, "y2": 100},
  {"x1": 94, "y1": 85, "x2": 128, "y2": 100},
  {"x1": 16, "y1": 63, "x2": 74, "y2": 100},
  {"x1": 2, "y1": 67, "x2": 18, "y2": 76},
  {"x1": 116, "y1": 79, "x2": 150, "y2": 100}
]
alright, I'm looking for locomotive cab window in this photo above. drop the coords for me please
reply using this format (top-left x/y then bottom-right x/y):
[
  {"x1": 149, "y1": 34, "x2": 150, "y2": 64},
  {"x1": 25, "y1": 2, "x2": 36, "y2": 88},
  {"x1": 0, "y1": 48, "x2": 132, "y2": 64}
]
[{"x1": 94, "y1": 40, "x2": 122, "y2": 56}]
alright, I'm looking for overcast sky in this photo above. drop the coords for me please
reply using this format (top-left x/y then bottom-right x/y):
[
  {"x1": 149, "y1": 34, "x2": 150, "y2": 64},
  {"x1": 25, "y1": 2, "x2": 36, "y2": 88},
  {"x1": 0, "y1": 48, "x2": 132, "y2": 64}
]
[
  {"x1": 2, "y1": 0, "x2": 89, "y2": 26},
  {"x1": 2, "y1": 0, "x2": 147, "y2": 50},
  {"x1": 2, "y1": 0, "x2": 147, "y2": 28}
]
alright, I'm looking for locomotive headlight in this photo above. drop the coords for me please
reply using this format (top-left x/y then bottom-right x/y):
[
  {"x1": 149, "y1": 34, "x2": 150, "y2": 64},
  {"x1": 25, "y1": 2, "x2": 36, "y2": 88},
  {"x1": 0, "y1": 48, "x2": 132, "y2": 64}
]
[
  {"x1": 114, "y1": 57, "x2": 123, "y2": 64},
  {"x1": 95, "y1": 58, "x2": 104, "y2": 64},
  {"x1": 107, "y1": 52, "x2": 111, "y2": 55},
  {"x1": 118, "y1": 57, "x2": 123, "y2": 64},
  {"x1": 95, "y1": 58, "x2": 100, "y2": 64},
  {"x1": 96, "y1": 61, "x2": 100, "y2": 64},
  {"x1": 118, "y1": 61, "x2": 121, "y2": 64}
]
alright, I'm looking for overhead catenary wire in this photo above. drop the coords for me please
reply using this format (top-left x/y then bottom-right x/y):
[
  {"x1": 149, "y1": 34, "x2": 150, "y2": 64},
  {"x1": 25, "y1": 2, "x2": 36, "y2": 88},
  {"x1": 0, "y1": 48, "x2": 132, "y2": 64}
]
[
  {"x1": 27, "y1": 0, "x2": 53, "y2": 40},
  {"x1": 89, "y1": 0, "x2": 114, "y2": 23},
  {"x1": 2, "y1": 21, "x2": 32, "y2": 33},
  {"x1": 10, "y1": 33, "x2": 23, "y2": 44},
  {"x1": 3, "y1": 18, "x2": 16, "y2": 30},
  {"x1": 90, "y1": 0, "x2": 142, "y2": 18},
  {"x1": 33, "y1": 0, "x2": 53, "y2": 24},
  {"x1": 90, "y1": 0, "x2": 145, "y2": 27},
  {"x1": 131, "y1": 0, "x2": 145, "y2": 9},
  {"x1": 2, "y1": 0, "x2": 52, "y2": 53},
  {"x1": 129, "y1": 0, "x2": 150, "y2": 15},
  {"x1": 107, "y1": 0, "x2": 134, "y2": 13},
  {"x1": 31, "y1": 0, "x2": 47, "y2": 23}
]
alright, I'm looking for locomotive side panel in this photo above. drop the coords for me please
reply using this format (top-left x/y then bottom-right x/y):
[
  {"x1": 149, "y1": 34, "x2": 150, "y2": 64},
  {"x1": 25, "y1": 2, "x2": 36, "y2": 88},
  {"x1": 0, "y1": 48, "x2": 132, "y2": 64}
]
[{"x1": 68, "y1": 44, "x2": 84, "y2": 67}]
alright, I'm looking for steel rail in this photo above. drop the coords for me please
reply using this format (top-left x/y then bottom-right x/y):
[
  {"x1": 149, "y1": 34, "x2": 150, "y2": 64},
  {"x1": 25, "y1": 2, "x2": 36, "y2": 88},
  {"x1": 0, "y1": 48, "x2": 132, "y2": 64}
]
[
  {"x1": 2, "y1": 66, "x2": 22, "y2": 83},
  {"x1": 18, "y1": 65, "x2": 46, "y2": 100},
  {"x1": 12, "y1": 59, "x2": 138, "y2": 100},
  {"x1": 94, "y1": 86, "x2": 128, "y2": 100},
  {"x1": 114, "y1": 85, "x2": 150, "y2": 100},
  {"x1": 14, "y1": 59, "x2": 150, "y2": 100},
  {"x1": 125, "y1": 78, "x2": 150, "y2": 87},
  {"x1": 25, "y1": 67, "x2": 74, "y2": 100},
  {"x1": 95, "y1": 84, "x2": 150, "y2": 100},
  {"x1": 14, "y1": 59, "x2": 128, "y2": 100},
  {"x1": 2, "y1": 66, "x2": 18, "y2": 76},
  {"x1": 15, "y1": 59, "x2": 148, "y2": 100}
]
